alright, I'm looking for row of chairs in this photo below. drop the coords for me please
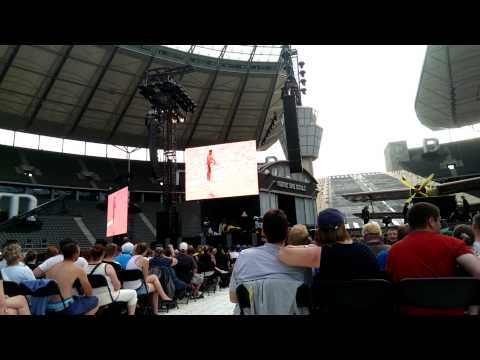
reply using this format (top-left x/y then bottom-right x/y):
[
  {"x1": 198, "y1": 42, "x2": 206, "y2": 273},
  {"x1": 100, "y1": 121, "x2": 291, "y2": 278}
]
[{"x1": 237, "y1": 278, "x2": 480, "y2": 315}]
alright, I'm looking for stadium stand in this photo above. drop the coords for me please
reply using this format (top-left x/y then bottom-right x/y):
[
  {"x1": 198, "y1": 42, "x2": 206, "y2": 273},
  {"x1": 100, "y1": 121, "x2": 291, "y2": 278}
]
[{"x1": 326, "y1": 172, "x2": 405, "y2": 228}]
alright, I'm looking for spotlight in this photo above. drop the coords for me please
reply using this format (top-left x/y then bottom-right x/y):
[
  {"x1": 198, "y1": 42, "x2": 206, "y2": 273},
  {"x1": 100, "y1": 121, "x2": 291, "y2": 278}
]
[
  {"x1": 447, "y1": 164, "x2": 455, "y2": 170},
  {"x1": 298, "y1": 61, "x2": 305, "y2": 69},
  {"x1": 160, "y1": 181, "x2": 164, "y2": 186},
  {"x1": 300, "y1": 78, "x2": 306, "y2": 86},
  {"x1": 299, "y1": 70, "x2": 306, "y2": 77},
  {"x1": 300, "y1": 88, "x2": 307, "y2": 95}
]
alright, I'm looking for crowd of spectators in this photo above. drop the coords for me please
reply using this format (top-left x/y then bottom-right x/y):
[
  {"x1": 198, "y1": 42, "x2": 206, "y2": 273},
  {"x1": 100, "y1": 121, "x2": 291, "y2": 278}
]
[
  {"x1": 0, "y1": 233, "x2": 241, "y2": 315},
  {"x1": 228, "y1": 203, "x2": 480, "y2": 315}
]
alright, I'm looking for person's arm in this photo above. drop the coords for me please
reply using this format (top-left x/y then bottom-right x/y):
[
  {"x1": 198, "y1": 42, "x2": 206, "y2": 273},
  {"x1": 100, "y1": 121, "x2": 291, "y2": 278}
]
[
  {"x1": 142, "y1": 258, "x2": 150, "y2": 281},
  {"x1": 171, "y1": 257, "x2": 178, "y2": 266},
  {"x1": 228, "y1": 270, "x2": 238, "y2": 303},
  {"x1": 33, "y1": 266, "x2": 45, "y2": 278},
  {"x1": 78, "y1": 269, "x2": 93, "y2": 296},
  {"x1": 106, "y1": 264, "x2": 121, "y2": 291},
  {"x1": 0, "y1": 280, "x2": 7, "y2": 315},
  {"x1": 278, "y1": 245, "x2": 321, "y2": 268},
  {"x1": 457, "y1": 253, "x2": 480, "y2": 278}
]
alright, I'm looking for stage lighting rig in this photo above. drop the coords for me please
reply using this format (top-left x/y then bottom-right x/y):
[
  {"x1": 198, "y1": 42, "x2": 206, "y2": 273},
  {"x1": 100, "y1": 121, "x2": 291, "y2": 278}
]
[{"x1": 139, "y1": 65, "x2": 196, "y2": 246}]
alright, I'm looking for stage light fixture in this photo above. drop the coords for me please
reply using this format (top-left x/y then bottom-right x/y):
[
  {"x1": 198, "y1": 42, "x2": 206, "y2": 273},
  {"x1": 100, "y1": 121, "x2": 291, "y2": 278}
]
[
  {"x1": 300, "y1": 88, "x2": 307, "y2": 95},
  {"x1": 299, "y1": 70, "x2": 306, "y2": 77},
  {"x1": 298, "y1": 61, "x2": 305, "y2": 68},
  {"x1": 300, "y1": 78, "x2": 306, "y2": 86},
  {"x1": 447, "y1": 164, "x2": 456, "y2": 170}
]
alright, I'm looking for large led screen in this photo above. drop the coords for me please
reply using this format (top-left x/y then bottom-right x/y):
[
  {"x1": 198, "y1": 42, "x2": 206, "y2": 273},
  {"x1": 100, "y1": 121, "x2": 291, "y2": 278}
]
[
  {"x1": 106, "y1": 186, "x2": 128, "y2": 237},
  {"x1": 185, "y1": 140, "x2": 259, "y2": 201}
]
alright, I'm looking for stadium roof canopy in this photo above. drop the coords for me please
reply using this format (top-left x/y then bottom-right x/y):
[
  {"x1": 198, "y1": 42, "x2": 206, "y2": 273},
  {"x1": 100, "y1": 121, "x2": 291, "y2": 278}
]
[
  {"x1": 415, "y1": 45, "x2": 480, "y2": 130},
  {"x1": 0, "y1": 45, "x2": 286, "y2": 150}
]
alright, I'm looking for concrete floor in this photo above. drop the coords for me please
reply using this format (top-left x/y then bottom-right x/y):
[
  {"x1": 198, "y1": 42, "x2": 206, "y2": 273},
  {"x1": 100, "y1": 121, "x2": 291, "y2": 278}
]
[{"x1": 161, "y1": 287, "x2": 235, "y2": 315}]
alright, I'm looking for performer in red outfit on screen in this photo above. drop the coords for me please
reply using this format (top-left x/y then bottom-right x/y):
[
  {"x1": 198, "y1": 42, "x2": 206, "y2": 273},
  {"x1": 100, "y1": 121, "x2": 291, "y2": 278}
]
[{"x1": 207, "y1": 149, "x2": 216, "y2": 181}]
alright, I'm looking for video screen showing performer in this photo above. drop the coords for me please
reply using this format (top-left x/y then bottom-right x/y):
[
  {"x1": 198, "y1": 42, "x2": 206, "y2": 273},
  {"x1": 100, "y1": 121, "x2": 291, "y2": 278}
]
[
  {"x1": 206, "y1": 149, "x2": 216, "y2": 181},
  {"x1": 185, "y1": 140, "x2": 259, "y2": 201}
]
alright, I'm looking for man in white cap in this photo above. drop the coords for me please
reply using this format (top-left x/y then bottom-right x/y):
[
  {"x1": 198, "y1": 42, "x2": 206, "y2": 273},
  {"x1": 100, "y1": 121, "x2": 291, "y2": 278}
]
[{"x1": 114, "y1": 241, "x2": 134, "y2": 270}]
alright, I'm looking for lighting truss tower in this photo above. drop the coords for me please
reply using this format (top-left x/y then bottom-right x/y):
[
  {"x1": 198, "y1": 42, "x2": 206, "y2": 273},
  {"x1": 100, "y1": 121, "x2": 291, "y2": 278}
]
[{"x1": 139, "y1": 65, "x2": 196, "y2": 244}]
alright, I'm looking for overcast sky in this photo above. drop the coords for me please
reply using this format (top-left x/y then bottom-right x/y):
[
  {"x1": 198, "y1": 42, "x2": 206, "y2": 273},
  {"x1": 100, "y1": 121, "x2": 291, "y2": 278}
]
[{"x1": 261, "y1": 45, "x2": 480, "y2": 178}]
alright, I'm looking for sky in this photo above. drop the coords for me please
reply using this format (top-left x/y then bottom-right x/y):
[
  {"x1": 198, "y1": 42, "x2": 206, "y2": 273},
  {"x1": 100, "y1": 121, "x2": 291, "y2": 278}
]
[
  {"x1": 3, "y1": 45, "x2": 480, "y2": 178},
  {"x1": 260, "y1": 45, "x2": 480, "y2": 178}
]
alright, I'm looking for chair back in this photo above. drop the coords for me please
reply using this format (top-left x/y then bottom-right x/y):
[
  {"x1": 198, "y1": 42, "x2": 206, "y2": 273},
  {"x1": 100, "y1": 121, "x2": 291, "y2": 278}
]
[
  {"x1": 119, "y1": 269, "x2": 149, "y2": 295},
  {"x1": 3, "y1": 281, "x2": 31, "y2": 297},
  {"x1": 398, "y1": 277, "x2": 480, "y2": 308},
  {"x1": 312, "y1": 279, "x2": 395, "y2": 315}
]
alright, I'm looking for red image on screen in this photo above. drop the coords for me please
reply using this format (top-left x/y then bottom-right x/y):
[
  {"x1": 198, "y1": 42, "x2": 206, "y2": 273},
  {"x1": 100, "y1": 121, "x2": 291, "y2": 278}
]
[{"x1": 106, "y1": 186, "x2": 129, "y2": 237}]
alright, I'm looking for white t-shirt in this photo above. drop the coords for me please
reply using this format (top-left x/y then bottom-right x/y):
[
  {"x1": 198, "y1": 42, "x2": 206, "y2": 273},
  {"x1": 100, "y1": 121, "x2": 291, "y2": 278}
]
[
  {"x1": 1, "y1": 264, "x2": 36, "y2": 283},
  {"x1": 38, "y1": 255, "x2": 88, "y2": 273},
  {"x1": 0, "y1": 259, "x2": 7, "y2": 271}
]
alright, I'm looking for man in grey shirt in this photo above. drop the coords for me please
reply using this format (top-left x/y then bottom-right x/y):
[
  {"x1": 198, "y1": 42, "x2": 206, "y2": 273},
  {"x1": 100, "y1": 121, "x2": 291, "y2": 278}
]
[{"x1": 229, "y1": 208, "x2": 306, "y2": 304}]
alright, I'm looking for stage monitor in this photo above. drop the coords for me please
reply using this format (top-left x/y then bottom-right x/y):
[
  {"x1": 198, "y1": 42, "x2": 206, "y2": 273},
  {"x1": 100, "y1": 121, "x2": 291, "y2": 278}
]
[
  {"x1": 106, "y1": 186, "x2": 129, "y2": 237},
  {"x1": 185, "y1": 140, "x2": 259, "y2": 201}
]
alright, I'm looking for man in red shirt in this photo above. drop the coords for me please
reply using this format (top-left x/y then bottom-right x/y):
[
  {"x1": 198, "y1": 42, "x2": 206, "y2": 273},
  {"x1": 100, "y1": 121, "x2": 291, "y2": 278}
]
[{"x1": 386, "y1": 202, "x2": 480, "y2": 315}]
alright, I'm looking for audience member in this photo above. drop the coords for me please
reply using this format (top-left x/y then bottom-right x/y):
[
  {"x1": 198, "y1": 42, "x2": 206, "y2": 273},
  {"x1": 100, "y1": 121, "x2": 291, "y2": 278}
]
[
  {"x1": 33, "y1": 238, "x2": 89, "y2": 278},
  {"x1": 0, "y1": 277, "x2": 31, "y2": 315},
  {"x1": 287, "y1": 224, "x2": 312, "y2": 246},
  {"x1": 24, "y1": 250, "x2": 37, "y2": 270},
  {"x1": 386, "y1": 226, "x2": 399, "y2": 245},
  {"x1": 87, "y1": 244, "x2": 137, "y2": 315},
  {"x1": 178, "y1": 243, "x2": 203, "y2": 297},
  {"x1": 45, "y1": 245, "x2": 59, "y2": 259},
  {"x1": 123, "y1": 242, "x2": 172, "y2": 315},
  {"x1": 0, "y1": 243, "x2": 35, "y2": 283},
  {"x1": 103, "y1": 243, "x2": 122, "y2": 277},
  {"x1": 45, "y1": 240, "x2": 99, "y2": 315},
  {"x1": 114, "y1": 242, "x2": 134, "y2": 269},
  {"x1": 278, "y1": 208, "x2": 380, "y2": 281},
  {"x1": 386, "y1": 202, "x2": 480, "y2": 315},
  {"x1": 229, "y1": 209, "x2": 308, "y2": 305},
  {"x1": 472, "y1": 214, "x2": 480, "y2": 256},
  {"x1": 0, "y1": 240, "x2": 22, "y2": 270},
  {"x1": 362, "y1": 223, "x2": 390, "y2": 256}
]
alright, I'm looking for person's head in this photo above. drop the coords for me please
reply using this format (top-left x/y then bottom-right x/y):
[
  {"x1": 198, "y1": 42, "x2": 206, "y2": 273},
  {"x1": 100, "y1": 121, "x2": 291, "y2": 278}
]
[
  {"x1": 262, "y1": 208, "x2": 289, "y2": 244},
  {"x1": 95, "y1": 239, "x2": 107, "y2": 247},
  {"x1": 362, "y1": 223, "x2": 383, "y2": 242},
  {"x1": 164, "y1": 248, "x2": 173, "y2": 257},
  {"x1": 121, "y1": 242, "x2": 134, "y2": 255},
  {"x1": 61, "y1": 240, "x2": 80, "y2": 261},
  {"x1": 187, "y1": 246, "x2": 195, "y2": 256},
  {"x1": 473, "y1": 214, "x2": 480, "y2": 239},
  {"x1": 453, "y1": 224, "x2": 476, "y2": 247},
  {"x1": 209, "y1": 150, "x2": 212, "y2": 154},
  {"x1": 386, "y1": 226, "x2": 399, "y2": 244},
  {"x1": 316, "y1": 208, "x2": 350, "y2": 246},
  {"x1": 287, "y1": 224, "x2": 312, "y2": 246},
  {"x1": 407, "y1": 202, "x2": 441, "y2": 232},
  {"x1": 90, "y1": 244, "x2": 106, "y2": 262},
  {"x1": 45, "y1": 245, "x2": 59, "y2": 259},
  {"x1": 179, "y1": 242, "x2": 188, "y2": 253},
  {"x1": 134, "y1": 242, "x2": 148, "y2": 256},
  {"x1": 3, "y1": 243, "x2": 23, "y2": 266},
  {"x1": 24, "y1": 250, "x2": 37, "y2": 264},
  {"x1": 154, "y1": 247, "x2": 164, "y2": 258},
  {"x1": 104, "y1": 243, "x2": 118, "y2": 258},
  {"x1": 1, "y1": 239, "x2": 20, "y2": 251},
  {"x1": 80, "y1": 250, "x2": 91, "y2": 262},
  {"x1": 145, "y1": 248, "x2": 153, "y2": 258},
  {"x1": 397, "y1": 224, "x2": 410, "y2": 240}
]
